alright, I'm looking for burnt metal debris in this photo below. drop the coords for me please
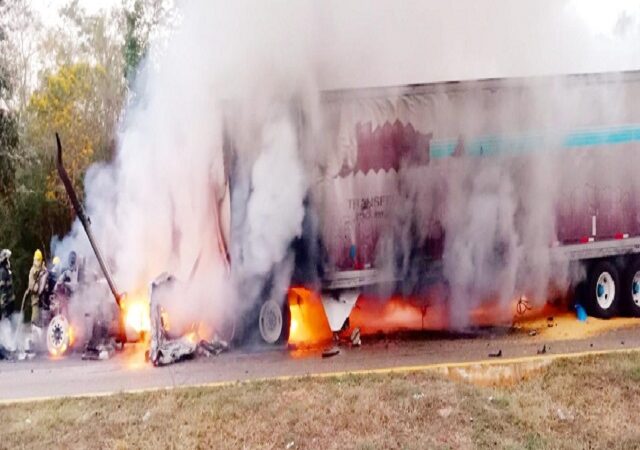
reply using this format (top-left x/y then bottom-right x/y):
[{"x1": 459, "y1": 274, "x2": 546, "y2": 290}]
[
  {"x1": 148, "y1": 274, "x2": 229, "y2": 366},
  {"x1": 322, "y1": 346, "x2": 340, "y2": 358},
  {"x1": 537, "y1": 344, "x2": 547, "y2": 355},
  {"x1": 350, "y1": 327, "x2": 361, "y2": 347}
]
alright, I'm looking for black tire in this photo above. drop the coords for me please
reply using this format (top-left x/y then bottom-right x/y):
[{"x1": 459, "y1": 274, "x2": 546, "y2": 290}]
[
  {"x1": 585, "y1": 260, "x2": 620, "y2": 319},
  {"x1": 622, "y1": 259, "x2": 640, "y2": 317}
]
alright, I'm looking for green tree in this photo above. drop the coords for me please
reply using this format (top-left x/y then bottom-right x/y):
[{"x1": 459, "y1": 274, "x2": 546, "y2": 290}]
[
  {"x1": 122, "y1": 0, "x2": 176, "y2": 84},
  {"x1": 0, "y1": 107, "x2": 18, "y2": 199},
  {"x1": 0, "y1": 0, "x2": 21, "y2": 199},
  {"x1": 123, "y1": 0, "x2": 145, "y2": 82},
  {"x1": 25, "y1": 62, "x2": 115, "y2": 209},
  {"x1": 0, "y1": 1, "x2": 128, "y2": 305}
]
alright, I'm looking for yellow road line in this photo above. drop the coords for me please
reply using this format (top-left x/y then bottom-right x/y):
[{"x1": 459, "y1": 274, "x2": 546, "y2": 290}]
[{"x1": 2, "y1": 346, "x2": 639, "y2": 405}]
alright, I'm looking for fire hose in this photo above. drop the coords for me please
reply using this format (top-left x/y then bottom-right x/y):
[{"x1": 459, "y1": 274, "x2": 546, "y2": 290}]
[{"x1": 55, "y1": 133, "x2": 128, "y2": 344}]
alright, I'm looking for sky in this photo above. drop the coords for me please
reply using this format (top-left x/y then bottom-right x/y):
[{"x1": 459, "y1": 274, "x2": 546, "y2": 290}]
[
  {"x1": 28, "y1": 0, "x2": 640, "y2": 89},
  {"x1": 314, "y1": 0, "x2": 640, "y2": 88},
  {"x1": 31, "y1": 0, "x2": 121, "y2": 25}
]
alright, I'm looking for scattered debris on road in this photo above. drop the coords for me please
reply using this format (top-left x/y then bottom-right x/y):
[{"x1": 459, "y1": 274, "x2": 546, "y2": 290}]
[
  {"x1": 197, "y1": 339, "x2": 229, "y2": 357},
  {"x1": 322, "y1": 346, "x2": 340, "y2": 358},
  {"x1": 82, "y1": 342, "x2": 115, "y2": 361},
  {"x1": 575, "y1": 304, "x2": 587, "y2": 322},
  {"x1": 147, "y1": 274, "x2": 229, "y2": 366},
  {"x1": 537, "y1": 345, "x2": 547, "y2": 355},
  {"x1": 82, "y1": 320, "x2": 117, "y2": 360},
  {"x1": 149, "y1": 333, "x2": 197, "y2": 366},
  {"x1": 350, "y1": 328, "x2": 361, "y2": 347},
  {"x1": 556, "y1": 407, "x2": 574, "y2": 422},
  {"x1": 437, "y1": 406, "x2": 452, "y2": 418},
  {"x1": 148, "y1": 291, "x2": 197, "y2": 366}
]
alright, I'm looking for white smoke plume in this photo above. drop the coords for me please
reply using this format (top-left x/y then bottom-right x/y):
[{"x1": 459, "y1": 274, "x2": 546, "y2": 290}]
[
  {"x1": 52, "y1": 0, "x2": 321, "y2": 342},
  {"x1": 0, "y1": 313, "x2": 31, "y2": 354},
  {"x1": 49, "y1": 0, "x2": 640, "y2": 340}
]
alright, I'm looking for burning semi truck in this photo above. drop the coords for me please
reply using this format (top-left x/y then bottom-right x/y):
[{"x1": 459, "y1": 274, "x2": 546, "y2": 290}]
[
  {"x1": 254, "y1": 69, "x2": 640, "y2": 345},
  {"x1": 56, "y1": 69, "x2": 640, "y2": 357}
]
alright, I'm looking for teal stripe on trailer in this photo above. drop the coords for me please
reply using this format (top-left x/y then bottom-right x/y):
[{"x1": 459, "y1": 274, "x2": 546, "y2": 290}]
[{"x1": 428, "y1": 125, "x2": 640, "y2": 159}]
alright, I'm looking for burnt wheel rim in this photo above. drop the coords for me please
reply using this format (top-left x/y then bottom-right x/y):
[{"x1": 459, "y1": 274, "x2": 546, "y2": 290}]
[{"x1": 259, "y1": 300, "x2": 283, "y2": 344}]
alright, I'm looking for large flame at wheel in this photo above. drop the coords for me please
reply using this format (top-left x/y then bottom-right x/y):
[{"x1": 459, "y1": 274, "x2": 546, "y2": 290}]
[
  {"x1": 123, "y1": 295, "x2": 151, "y2": 336},
  {"x1": 288, "y1": 288, "x2": 332, "y2": 345},
  {"x1": 286, "y1": 286, "x2": 529, "y2": 347}
]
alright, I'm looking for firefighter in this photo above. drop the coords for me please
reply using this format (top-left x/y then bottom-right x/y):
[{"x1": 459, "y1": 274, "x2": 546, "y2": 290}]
[
  {"x1": 25, "y1": 249, "x2": 48, "y2": 327},
  {"x1": 0, "y1": 249, "x2": 14, "y2": 320},
  {"x1": 56, "y1": 251, "x2": 79, "y2": 296}
]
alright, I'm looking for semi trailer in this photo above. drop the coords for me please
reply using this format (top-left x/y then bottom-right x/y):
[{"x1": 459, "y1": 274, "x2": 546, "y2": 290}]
[{"x1": 237, "y1": 70, "x2": 640, "y2": 344}]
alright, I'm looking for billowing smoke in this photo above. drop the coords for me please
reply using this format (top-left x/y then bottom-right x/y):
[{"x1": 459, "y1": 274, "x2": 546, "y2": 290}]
[
  {"x1": 48, "y1": 0, "x2": 640, "y2": 341},
  {"x1": 52, "y1": 0, "x2": 321, "y2": 341}
]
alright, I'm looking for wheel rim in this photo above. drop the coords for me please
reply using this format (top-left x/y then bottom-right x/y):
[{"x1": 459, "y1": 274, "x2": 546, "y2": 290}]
[
  {"x1": 632, "y1": 272, "x2": 640, "y2": 307},
  {"x1": 259, "y1": 300, "x2": 283, "y2": 344},
  {"x1": 47, "y1": 315, "x2": 70, "y2": 356},
  {"x1": 595, "y1": 271, "x2": 615, "y2": 310}
]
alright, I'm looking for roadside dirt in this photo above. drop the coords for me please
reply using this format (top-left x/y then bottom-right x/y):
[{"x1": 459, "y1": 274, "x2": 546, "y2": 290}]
[{"x1": 2, "y1": 351, "x2": 640, "y2": 449}]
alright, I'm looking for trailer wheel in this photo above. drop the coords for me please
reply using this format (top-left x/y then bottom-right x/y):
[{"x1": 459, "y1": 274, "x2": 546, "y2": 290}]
[
  {"x1": 622, "y1": 259, "x2": 640, "y2": 317},
  {"x1": 258, "y1": 297, "x2": 291, "y2": 345},
  {"x1": 586, "y1": 261, "x2": 620, "y2": 319}
]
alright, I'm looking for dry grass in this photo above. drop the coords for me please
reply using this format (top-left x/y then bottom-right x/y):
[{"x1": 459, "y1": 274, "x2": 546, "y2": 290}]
[{"x1": 2, "y1": 352, "x2": 640, "y2": 449}]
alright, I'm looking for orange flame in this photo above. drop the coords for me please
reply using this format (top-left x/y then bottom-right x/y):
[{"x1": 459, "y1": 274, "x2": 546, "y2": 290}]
[
  {"x1": 123, "y1": 295, "x2": 151, "y2": 335},
  {"x1": 288, "y1": 287, "x2": 333, "y2": 346},
  {"x1": 49, "y1": 343, "x2": 67, "y2": 358},
  {"x1": 349, "y1": 296, "x2": 430, "y2": 334},
  {"x1": 286, "y1": 286, "x2": 537, "y2": 347},
  {"x1": 68, "y1": 325, "x2": 75, "y2": 347},
  {"x1": 184, "y1": 330, "x2": 198, "y2": 344}
]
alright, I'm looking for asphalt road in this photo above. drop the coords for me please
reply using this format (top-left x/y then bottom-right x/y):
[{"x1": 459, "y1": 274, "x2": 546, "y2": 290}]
[{"x1": 1, "y1": 319, "x2": 639, "y2": 403}]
